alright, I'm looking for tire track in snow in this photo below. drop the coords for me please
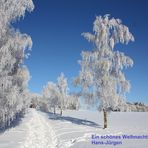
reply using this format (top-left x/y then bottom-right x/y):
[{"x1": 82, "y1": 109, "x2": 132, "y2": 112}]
[
  {"x1": 58, "y1": 132, "x2": 91, "y2": 148},
  {"x1": 21, "y1": 109, "x2": 58, "y2": 148},
  {"x1": 51, "y1": 120, "x2": 97, "y2": 148},
  {"x1": 56, "y1": 130, "x2": 96, "y2": 137}
]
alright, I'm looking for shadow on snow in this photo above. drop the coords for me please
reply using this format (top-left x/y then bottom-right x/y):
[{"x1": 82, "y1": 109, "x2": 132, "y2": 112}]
[
  {"x1": 48, "y1": 112, "x2": 101, "y2": 128},
  {"x1": 0, "y1": 113, "x2": 24, "y2": 134}
]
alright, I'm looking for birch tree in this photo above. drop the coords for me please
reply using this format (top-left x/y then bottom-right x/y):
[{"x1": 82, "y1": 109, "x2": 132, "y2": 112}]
[
  {"x1": 57, "y1": 73, "x2": 68, "y2": 115},
  {"x1": 74, "y1": 15, "x2": 134, "y2": 128},
  {"x1": 42, "y1": 82, "x2": 60, "y2": 114}
]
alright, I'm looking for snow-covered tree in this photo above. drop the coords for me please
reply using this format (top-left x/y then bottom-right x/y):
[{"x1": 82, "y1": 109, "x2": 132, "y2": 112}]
[
  {"x1": 57, "y1": 73, "x2": 68, "y2": 115},
  {"x1": 0, "y1": 0, "x2": 34, "y2": 128},
  {"x1": 42, "y1": 82, "x2": 60, "y2": 114},
  {"x1": 29, "y1": 93, "x2": 42, "y2": 109},
  {"x1": 41, "y1": 73, "x2": 69, "y2": 114},
  {"x1": 74, "y1": 15, "x2": 134, "y2": 128},
  {"x1": 66, "y1": 94, "x2": 80, "y2": 110}
]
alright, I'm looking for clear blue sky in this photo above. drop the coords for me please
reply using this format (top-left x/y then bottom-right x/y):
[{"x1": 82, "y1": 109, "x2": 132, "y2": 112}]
[{"x1": 14, "y1": 0, "x2": 148, "y2": 103}]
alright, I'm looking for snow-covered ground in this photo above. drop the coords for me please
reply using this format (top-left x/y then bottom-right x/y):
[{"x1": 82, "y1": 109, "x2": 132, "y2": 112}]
[{"x1": 0, "y1": 109, "x2": 148, "y2": 148}]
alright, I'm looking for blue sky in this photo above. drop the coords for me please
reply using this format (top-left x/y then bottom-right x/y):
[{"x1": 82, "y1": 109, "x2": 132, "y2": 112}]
[{"x1": 14, "y1": 0, "x2": 148, "y2": 103}]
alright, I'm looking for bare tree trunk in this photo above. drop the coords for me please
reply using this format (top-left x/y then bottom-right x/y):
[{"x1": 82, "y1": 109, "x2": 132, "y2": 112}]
[
  {"x1": 60, "y1": 107, "x2": 62, "y2": 116},
  {"x1": 53, "y1": 106, "x2": 56, "y2": 114},
  {"x1": 103, "y1": 109, "x2": 107, "y2": 129}
]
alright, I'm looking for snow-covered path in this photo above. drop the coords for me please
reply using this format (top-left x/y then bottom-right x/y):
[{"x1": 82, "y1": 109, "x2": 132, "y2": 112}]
[
  {"x1": 0, "y1": 109, "x2": 58, "y2": 148},
  {"x1": 21, "y1": 109, "x2": 57, "y2": 148}
]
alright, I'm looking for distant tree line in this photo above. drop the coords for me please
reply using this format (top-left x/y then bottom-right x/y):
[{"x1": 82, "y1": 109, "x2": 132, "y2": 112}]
[{"x1": 30, "y1": 73, "x2": 80, "y2": 115}]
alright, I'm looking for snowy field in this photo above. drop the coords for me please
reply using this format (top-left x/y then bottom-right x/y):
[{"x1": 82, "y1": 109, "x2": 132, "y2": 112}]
[{"x1": 0, "y1": 109, "x2": 148, "y2": 148}]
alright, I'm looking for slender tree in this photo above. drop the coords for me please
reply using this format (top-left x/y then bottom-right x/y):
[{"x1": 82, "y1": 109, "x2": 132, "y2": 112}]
[
  {"x1": 74, "y1": 15, "x2": 134, "y2": 128},
  {"x1": 42, "y1": 82, "x2": 60, "y2": 114},
  {"x1": 57, "y1": 73, "x2": 68, "y2": 115}
]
